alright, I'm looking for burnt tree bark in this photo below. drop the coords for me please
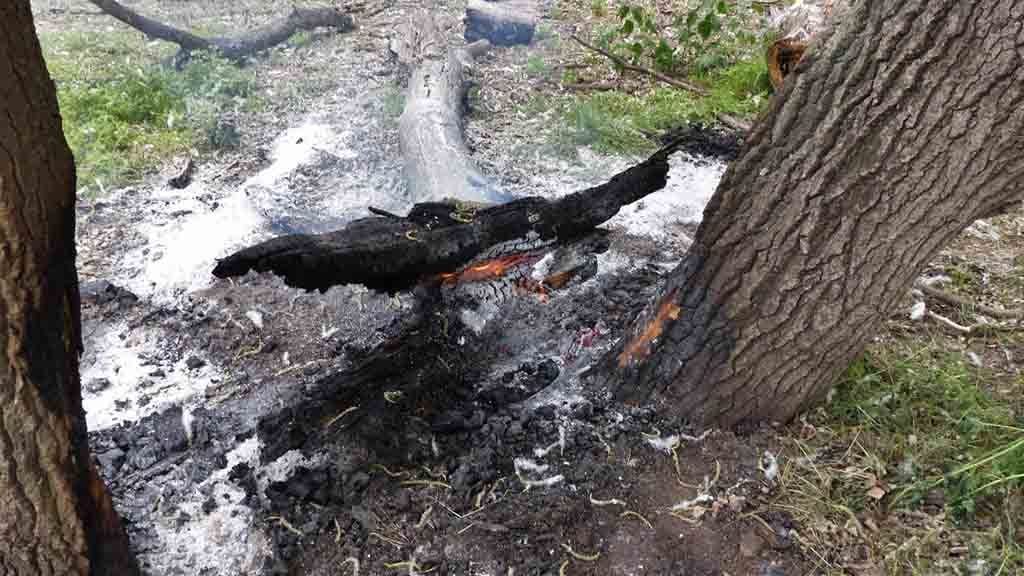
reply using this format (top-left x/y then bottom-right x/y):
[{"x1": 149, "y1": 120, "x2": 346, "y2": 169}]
[
  {"x1": 213, "y1": 138, "x2": 686, "y2": 292},
  {"x1": 87, "y1": 0, "x2": 354, "y2": 62},
  {"x1": 392, "y1": 11, "x2": 507, "y2": 204},
  {"x1": 598, "y1": 0, "x2": 1024, "y2": 426},
  {"x1": 0, "y1": 2, "x2": 138, "y2": 574}
]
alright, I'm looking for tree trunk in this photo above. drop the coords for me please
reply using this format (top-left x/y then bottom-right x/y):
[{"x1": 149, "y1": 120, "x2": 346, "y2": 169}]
[
  {"x1": 0, "y1": 3, "x2": 138, "y2": 574},
  {"x1": 599, "y1": 0, "x2": 1024, "y2": 426}
]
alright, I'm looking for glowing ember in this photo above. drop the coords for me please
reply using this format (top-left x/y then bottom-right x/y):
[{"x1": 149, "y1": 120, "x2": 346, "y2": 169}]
[
  {"x1": 439, "y1": 253, "x2": 541, "y2": 285},
  {"x1": 618, "y1": 292, "x2": 681, "y2": 368}
]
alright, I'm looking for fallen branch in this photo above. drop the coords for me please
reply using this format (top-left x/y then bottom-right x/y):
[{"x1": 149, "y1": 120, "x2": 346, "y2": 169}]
[
  {"x1": 212, "y1": 137, "x2": 687, "y2": 294},
  {"x1": 391, "y1": 11, "x2": 508, "y2": 204},
  {"x1": 917, "y1": 282, "x2": 1024, "y2": 319},
  {"x1": 570, "y1": 34, "x2": 753, "y2": 133},
  {"x1": 87, "y1": 0, "x2": 354, "y2": 62}
]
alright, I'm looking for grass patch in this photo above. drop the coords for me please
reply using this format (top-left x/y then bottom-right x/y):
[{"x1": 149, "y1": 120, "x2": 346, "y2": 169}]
[
  {"x1": 41, "y1": 31, "x2": 259, "y2": 196},
  {"x1": 772, "y1": 343, "x2": 1024, "y2": 574},
  {"x1": 525, "y1": 55, "x2": 549, "y2": 78},
  {"x1": 557, "y1": 56, "x2": 770, "y2": 153}
]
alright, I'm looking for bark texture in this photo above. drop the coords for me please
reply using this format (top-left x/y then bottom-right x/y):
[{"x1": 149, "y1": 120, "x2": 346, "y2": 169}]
[
  {"x1": 0, "y1": 3, "x2": 138, "y2": 574},
  {"x1": 88, "y1": 0, "x2": 354, "y2": 62},
  {"x1": 602, "y1": 0, "x2": 1024, "y2": 426},
  {"x1": 213, "y1": 138, "x2": 685, "y2": 293},
  {"x1": 392, "y1": 11, "x2": 507, "y2": 204}
]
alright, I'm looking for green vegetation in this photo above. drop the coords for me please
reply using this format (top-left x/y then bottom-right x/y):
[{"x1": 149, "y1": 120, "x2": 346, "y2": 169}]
[
  {"x1": 608, "y1": 2, "x2": 769, "y2": 75},
  {"x1": 558, "y1": 57, "x2": 769, "y2": 153},
  {"x1": 524, "y1": 54, "x2": 549, "y2": 78},
  {"x1": 774, "y1": 344, "x2": 1024, "y2": 574},
  {"x1": 40, "y1": 31, "x2": 259, "y2": 196}
]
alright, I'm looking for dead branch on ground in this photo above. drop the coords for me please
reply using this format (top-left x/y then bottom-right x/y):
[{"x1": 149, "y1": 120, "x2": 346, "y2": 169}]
[{"x1": 87, "y1": 0, "x2": 354, "y2": 62}]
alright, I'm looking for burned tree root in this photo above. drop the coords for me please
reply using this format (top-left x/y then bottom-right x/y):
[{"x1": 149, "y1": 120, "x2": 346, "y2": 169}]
[{"x1": 87, "y1": 0, "x2": 354, "y2": 63}]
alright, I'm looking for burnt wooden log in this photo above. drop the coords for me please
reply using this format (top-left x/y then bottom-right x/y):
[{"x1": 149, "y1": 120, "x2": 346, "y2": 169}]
[
  {"x1": 87, "y1": 0, "x2": 354, "y2": 62},
  {"x1": 391, "y1": 11, "x2": 506, "y2": 204},
  {"x1": 465, "y1": 0, "x2": 538, "y2": 46},
  {"x1": 212, "y1": 138, "x2": 686, "y2": 293}
]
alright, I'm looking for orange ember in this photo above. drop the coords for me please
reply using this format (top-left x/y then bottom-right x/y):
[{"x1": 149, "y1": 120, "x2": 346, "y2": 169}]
[
  {"x1": 439, "y1": 254, "x2": 540, "y2": 285},
  {"x1": 618, "y1": 293, "x2": 681, "y2": 368}
]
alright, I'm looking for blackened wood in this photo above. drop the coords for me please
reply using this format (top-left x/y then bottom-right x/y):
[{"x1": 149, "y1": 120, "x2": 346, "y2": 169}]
[{"x1": 212, "y1": 138, "x2": 685, "y2": 293}]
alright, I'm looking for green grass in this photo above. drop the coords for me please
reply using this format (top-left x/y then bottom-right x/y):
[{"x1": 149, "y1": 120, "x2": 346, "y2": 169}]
[
  {"x1": 557, "y1": 56, "x2": 770, "y2": 153},
  {"x1": 774, "y1": 344, "x2": 1024, "y2": 574},
  {"x1": 40, "y1": 31, "x2": 259, "y2": 196},
  {"x1": 524, "y1": 55, "x2": 549, "y2": 78}
]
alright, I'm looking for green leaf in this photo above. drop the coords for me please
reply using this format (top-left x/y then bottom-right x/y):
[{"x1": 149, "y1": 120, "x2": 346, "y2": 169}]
[
  {"x1": 620, "y1": 18, "x2": 635, "y2": 36},
  {"x1": 697, "y1": 16, "x2": 714, "y2": 39},
  {"x1": 618, "y1": 5, "x2": 630, "y2": 18},
  {"x1": 686, "y1": 10, "x2": 700, "y2": 28},
  {"x1": 716, "y1": 1, "x2": 729, "y2": 14}
]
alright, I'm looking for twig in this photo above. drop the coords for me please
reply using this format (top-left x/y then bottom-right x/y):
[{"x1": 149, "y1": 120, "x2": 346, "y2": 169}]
[
  {"x1": 369, "y1": 206, "x2": 405, "y2": 219},
  {"x1": 619, "y1": 510, "x2": 654, "y2": 530},
  {"x1": 589, "y1": 493, "x2": 627, "y2": 507},
  {"x1": 324, "y1": 405, "x2": 359, "y2": 429},
  {"x1": 927, "y1": 311, "x2": 973, "y2": 334},
  {"x1": 570, "y1": 34, "x2": 706, "y2": 94},
  {"x1": 399, "y1": 479, "x2": 452, "y2": 489},
  {"x1": 560, "y1": 543, "x2": 601, "y2": 561},
  {"x1": 266, "y1": 515, "x2": 303, "y2": 537},
  {"x1": 917, "y1": 282, "x2": 1024, "y2": 319}
]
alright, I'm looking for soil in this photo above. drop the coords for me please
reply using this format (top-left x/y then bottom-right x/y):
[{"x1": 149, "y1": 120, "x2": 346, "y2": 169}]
[{"x1": 37, "y1": 1, "x2": 1020, "y2": 575}]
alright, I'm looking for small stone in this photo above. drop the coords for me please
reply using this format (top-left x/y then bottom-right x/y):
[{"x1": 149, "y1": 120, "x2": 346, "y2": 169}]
[
  {"x1": 186, "y1": 356, "x2": 206, "y2": 370},
  {"x1": 202, "y1": 497, "x2": 218, "y2": 514},
  {"x1": 149, "y1": 369, "x2": 166, "y2": 378}
]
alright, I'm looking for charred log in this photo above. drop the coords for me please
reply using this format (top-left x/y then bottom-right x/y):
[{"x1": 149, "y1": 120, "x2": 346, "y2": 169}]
[
  {"x1": 464, "y1": 0, "x2": 538, "y2": 46},
  {"x1": 87, "y1": 0, "x2": 354, "y2": 62},
  {"x1": 212, "y1": 138, "x2": 685, "y2": 293},
  {"x1": 391, "y1": 11, "x2": 506, "y2": 203}
]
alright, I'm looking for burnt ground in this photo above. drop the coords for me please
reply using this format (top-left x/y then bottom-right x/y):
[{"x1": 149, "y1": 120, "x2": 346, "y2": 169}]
[
  {"x1": 83, "y1": 232, "x2": 805, "y2": 576},
  {"x1": 35, "y1": 0, "x2": 1022, "y2": 575}
]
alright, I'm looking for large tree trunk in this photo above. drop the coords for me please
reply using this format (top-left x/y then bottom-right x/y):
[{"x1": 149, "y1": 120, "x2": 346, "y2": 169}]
[
  {"x1": 599, "y1": 0, "x2": 1024, "y2": 426},
  {"x1": 0, "y1": 3, "x2": 138, "y2": 574}
]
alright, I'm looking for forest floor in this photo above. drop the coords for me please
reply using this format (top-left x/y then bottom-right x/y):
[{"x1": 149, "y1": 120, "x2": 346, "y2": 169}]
[{"x1": 32, "y1": 0, "x2": 1024, "y2": 575}]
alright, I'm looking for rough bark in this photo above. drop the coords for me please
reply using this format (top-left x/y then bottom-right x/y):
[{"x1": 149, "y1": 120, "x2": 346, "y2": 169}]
[
  {"x1": 598, "y1": 0, "x2": 1024, "y2": 426},
  {"x1": 392, "y1": 11, "x2": 507, "y2": 204},
  {"x1": 0, "y1": 2, "x2": 138, "y2": 574},
  {"x1": 465, "y1": 0, "x2": 538, "y2": 46},
  {"x1": 87, "y1": 0, "x2": 354, "y2": 62},
  {"x1": 213, "y1": 138, "x2": 685, "y2": 293}
]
